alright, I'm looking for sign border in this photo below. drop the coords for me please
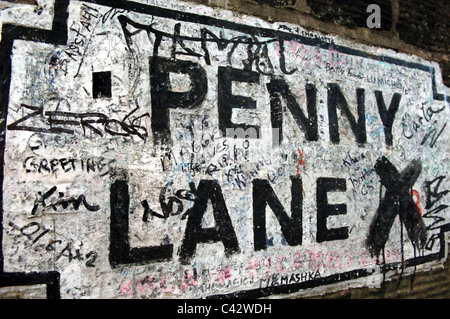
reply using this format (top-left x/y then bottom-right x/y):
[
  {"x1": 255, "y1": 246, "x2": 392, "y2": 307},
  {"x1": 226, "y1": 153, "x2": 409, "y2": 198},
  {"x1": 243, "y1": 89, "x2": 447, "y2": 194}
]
[{"x1": 0, "y1": 0, "x2": 448, "y2": 299}]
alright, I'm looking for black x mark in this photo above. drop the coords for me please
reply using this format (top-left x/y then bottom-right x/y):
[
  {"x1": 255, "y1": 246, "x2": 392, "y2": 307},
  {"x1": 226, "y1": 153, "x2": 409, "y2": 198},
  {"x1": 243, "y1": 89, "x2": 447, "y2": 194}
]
[{"x1": 366, "y1": 156, "x2": 427, "y2": 258}]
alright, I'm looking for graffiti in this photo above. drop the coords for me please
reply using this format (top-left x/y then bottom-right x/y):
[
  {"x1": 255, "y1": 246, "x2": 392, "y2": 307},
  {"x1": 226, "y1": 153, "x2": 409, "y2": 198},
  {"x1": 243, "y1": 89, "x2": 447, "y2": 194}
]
[
  {"x1": 342, "y1": 151, "x2": 366, "y2": 167},
  {"x1": 420, "y1": 123, "x2": 447, "y2": 148},
  {"x1": 0, "y1": 0, "x2": 448, "y2": 299},
  {"x1": 348, "y1": 167, "x2": 376, "y2": 196},
  {"x1": 7, "y1": 103, "x2": 150, "y2": 140},
  {"x1": 119, "y1": 15, "x2": 281, "y2": 75},
  {"x1": 366, "y1": 156, "x2": 427, "y2": 258},
  {"x1": 8, "y1": 221, "x2": 98, "y2": 267},
  {"x1": 171, "y1": 114, "x2": 254, "y2": 180},
  {"x1": 117, "y1": 12, "x2": 413, "y2": 148},
  {"x1": 422, "y1": 176, "x2": 449, "y2": 231},
  {"x1": 400, "y1": 103, "x2": 447, "y2": 147},
  {"x1": 30, "y1": 186, "x2": 100, "y2": 216},
  {"x1": 259, "y1": 270, "x2": 321, "y2": 288},
  {"x1": 23, "y1": 156, "x2": 116, "y2": 175},
  {"x1": 296, "y1": 148, "x2": 306, "y2": 175}
]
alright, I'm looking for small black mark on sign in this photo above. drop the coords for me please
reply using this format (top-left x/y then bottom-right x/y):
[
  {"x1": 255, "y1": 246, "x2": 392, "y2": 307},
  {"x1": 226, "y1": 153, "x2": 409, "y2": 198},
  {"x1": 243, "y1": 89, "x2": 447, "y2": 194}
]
[{"x1": 93, "y1": 71, "x2": 112, "y2": 99}]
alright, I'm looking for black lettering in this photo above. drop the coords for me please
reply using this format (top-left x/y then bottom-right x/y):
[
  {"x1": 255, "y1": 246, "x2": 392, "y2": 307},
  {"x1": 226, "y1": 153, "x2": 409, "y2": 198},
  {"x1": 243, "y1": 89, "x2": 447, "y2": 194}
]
[
  {"x1": 200, "y1": 28, "x2": 229, "y2": 65},
  {"x1": 24, "y1": 156, "x2": 37, "y2": 173},
  {"x1": 179, "y1": 180, "x2": 240, "y2": 264},
  {"x1": 218, "y1": 66, "x2": 260, "y2": 138},
  {"x1": 278, "y1": 39, "x2": 297, "y2": 75},
  {"x1": 85, "y1": 251, "x2": 98, "y2": 267},
  {"x1": 86, "y1": 158, "x2": 96, "y2": 173},
  {"x1": 421, "y1": 123, "x2": 447, "y2": 148},
  {"x1": 109, "y1": 179, "x2": 173, "y2": 268},
  {"x1": 59, "y1": 158, "x2": 71, "y2": 172},
  {"x1": 375, "y1": 91, "x2": 401, "y2": 146},
  {"x1": 423, "y1": 176, "x2": 449, "y2": 209},
  {"x1": 316, "y1": 177, "x2": 348, "y2": 242},
  {"x1": 39, "y1": 159, "x2": 51, "y2": 174},
  {"x1": 252, "y1": 175, "x2": 303, "y2": 251},
  {"x1": 150, "y1": 57, "x2": 207, "y2": 145},
  {"x1": 20, "y1": 222, "x2": 40, "y2": 238},
  {"x1": 171, "y1": 23, "x2": 203, "y2": 60},
  {"x1": 267, "y1": 79, "x2": 318, "y2": 144},
  {"x1": 327, "y1": 84, "x2": 366, "y2": 144},
  {"x1": 7, "y1": 104, "x2": 65, "y2": 134},
  {"x1": 50, "y1": 159, "x2": 59, "y2": 173}
]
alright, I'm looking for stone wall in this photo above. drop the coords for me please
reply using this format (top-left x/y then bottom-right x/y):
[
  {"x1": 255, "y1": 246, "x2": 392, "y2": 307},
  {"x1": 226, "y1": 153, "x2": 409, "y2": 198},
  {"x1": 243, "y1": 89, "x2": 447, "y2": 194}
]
[{"x1": 0, "y1": 0, "x2": 448, "y2": 299}]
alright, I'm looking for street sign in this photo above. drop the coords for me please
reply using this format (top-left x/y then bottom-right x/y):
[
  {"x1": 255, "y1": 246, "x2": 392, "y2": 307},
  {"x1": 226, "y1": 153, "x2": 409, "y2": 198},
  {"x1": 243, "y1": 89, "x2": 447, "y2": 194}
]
[{"x1": 1, "y1": 0, "x2": 449, "y2": 298}]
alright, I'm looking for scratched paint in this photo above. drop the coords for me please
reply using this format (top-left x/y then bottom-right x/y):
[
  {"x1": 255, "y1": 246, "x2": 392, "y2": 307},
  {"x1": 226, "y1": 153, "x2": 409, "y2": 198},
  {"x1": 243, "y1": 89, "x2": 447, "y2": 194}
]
[{"x1": 0, "y1": 0, "x2": 449, "y2": 299}]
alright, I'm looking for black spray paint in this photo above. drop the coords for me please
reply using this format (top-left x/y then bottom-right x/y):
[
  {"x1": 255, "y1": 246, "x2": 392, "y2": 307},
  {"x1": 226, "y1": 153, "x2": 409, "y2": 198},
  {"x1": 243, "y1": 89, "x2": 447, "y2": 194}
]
[{"x1": 366, "y1": 156, "x2": 427, "y2": 258}]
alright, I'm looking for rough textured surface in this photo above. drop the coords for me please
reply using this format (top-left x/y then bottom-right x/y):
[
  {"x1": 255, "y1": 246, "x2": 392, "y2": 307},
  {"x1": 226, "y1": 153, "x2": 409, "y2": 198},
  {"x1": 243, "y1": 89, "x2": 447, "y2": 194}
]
[
  {"x1": 253, "y1": 0, "x2": 297, "y2": 8},
  {"x1": 0, "y1": 284, "x2": 46, "y2": 299},
  {"x1": 305, "y1": 243, "x2": 450, "y2": 299},
  {"x1": 0, "y1": 0, "x2": 448, "y2": 299},
  {"x1": 306, "y1": 0, "x2": 392, "y2": 31},
  {"x1": 397, "y1": 0, "x2": 450, "y2": 53},
  {"x1": 1, "y1": 0, "x2": 37, "y2": 4}
]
